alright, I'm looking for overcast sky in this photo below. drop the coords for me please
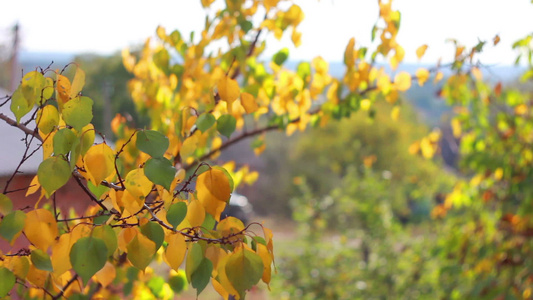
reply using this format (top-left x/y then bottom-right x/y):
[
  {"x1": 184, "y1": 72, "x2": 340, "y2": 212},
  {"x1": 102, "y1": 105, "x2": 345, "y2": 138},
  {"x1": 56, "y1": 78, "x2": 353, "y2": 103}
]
[{"x1": 1, "y1": 0, "x2": 533, "y2": 65}]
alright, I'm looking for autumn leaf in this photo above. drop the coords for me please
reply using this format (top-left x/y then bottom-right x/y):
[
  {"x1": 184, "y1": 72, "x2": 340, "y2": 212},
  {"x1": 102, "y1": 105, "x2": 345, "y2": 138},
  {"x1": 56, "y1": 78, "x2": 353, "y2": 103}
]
[
  {"x1": 416, "y1": 44, "x2": 428, "y2": 59},
  {"x1": 84, "y1": 143, "x2": 116, "y2": 186}
]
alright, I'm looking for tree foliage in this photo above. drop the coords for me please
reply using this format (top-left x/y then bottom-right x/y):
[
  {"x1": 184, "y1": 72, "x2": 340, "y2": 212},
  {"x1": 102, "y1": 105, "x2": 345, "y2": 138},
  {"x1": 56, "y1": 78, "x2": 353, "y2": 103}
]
[{"x1": 0, "y1": 0, "x2": 531, "y2": 299}]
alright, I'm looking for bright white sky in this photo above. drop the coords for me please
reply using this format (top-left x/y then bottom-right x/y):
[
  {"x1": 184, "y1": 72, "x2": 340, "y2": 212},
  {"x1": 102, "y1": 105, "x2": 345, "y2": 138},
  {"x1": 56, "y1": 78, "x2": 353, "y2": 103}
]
[{"x1": 1, "y1": 0, "x2": 533, "y2": 65}]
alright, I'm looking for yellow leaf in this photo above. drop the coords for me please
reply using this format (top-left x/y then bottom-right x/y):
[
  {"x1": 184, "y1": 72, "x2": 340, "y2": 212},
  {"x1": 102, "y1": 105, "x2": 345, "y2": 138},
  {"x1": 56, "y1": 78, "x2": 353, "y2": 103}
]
[
  {"x1": 205, "y1": 245, "x2": 226, "y2": 277},
  {"x1": 4, "y1": 255, "x2": 30, "y2": 279},
  {"x1": 24, "y1": 209, "x2": 58, "y2": 251},
  {"x1": 127, "y1": 233, "x2": 156, "y2": 270},
  {"x1": 26, "y1": 264, "x2": 48, "y2": 288},
  {"x1": 186, "y1": 198, "x2": 205, "y2": 227},
  {"x1": 84, "y1": 143, "x2": 116, "y2": 186},
  {"x1": 240, "y1": 92, "x2": 258, "y2": 114},
  {"x1": 416, "y1": 45, "x2": 428, "y2": 60},
  {"x1": 212, "y1": 278, "x2": 230, "y2": 300},
  {"x1": 394, "y1": 71, "x2": 412, "y2": 91},
  {"x1": 218, "y1": 76, "x2": 240, "y2": 113},
  {"x1": 56, "y1": 74, "x2": 71, "y2": 109},
  {"x1": 26, "y1": 175, "x2": 41, "y2": 197},
  {"x1": 377, "y1": 74, "x2": 392, "y2": 94},
  {"x1": 415, "y1": 68, "x2": 430, "y2": 86},
  {"x1": 41, "y1": 130, "x2": 56, "y2": 159},
  {"x1": 93, "y1": 261, "x2": 116, "y2": 288},
  {"x1": 164, "y1": 233, "x2": 186, "y2": 271},
  {"x1": 118, "y1": 227, "x2": 138, "y2": 252},
  {"x1": 51, "y1": 233, "x2": 73, "y2": 276},
  {"x1": 197, "y1": 168, "x2": 232, "y2": 203},
  {"x1": 493, "y1": 35, "x2": 500, "y2": 46},
  {"x1": 124, "y1": 168, "x2": 152, "y2": 201},
  {"x1": 256, "y1": 243, "x2": 272, "y2": 285},
  {"x1": 122, "y1": 190, "x2": 143, "y2": 219},
  {"x1": 344, "y1": 37, "x2": 356, "y2": 67},
  {"x1": 216, "y1": 254, "x2": 240, "y2": 299},
  {"x1": 69, "y1": 67, "x2": 85, "y2": 99},
  {"x1": 291, "y1": 29, "x2": 302, "y2": 47}
]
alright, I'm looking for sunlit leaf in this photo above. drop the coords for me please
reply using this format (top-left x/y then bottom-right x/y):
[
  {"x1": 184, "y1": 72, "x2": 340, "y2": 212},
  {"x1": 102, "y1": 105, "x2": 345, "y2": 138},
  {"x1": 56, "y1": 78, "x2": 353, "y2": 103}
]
[
  {"x1": 69, "y1": 67, "x2": 86, "y2": 99},
  {"x1": 217, "y1": 76, "x2": 240, "y2": 111},
  {"x1": 56, "y1": 74, "x2": 71, "y2": 107},
  {"x1": 197, "y1": 167, "x2": 231, "y2": 221},
  {"x1": 394, "y1": 71, "x2": 412, "y2": 91},
  {"x1": 136, "y1": 130, "x2": 169, "y2": 158},
  {"x1": 3, "y1": 255, "x2": 30, "y2": 279},
  {"x1": 51, "y1": 233, "x2": 73, "y2": 276},
  {"x1": 416, "y1": 44, "x2": 428, "y2": 59},
  {"x1": 415, "y1": 68, "x2": 430, "y2": 86},
  {"x1": 70, "y1": 236, "x2": 108, "y2": 285},
  {"x1": 84, "y1": 143, "x2": 116, "y2": 186}
]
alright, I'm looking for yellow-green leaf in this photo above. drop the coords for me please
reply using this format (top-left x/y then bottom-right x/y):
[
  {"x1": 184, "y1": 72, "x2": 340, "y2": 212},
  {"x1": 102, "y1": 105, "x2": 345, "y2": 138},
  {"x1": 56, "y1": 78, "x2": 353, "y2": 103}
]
[
  {"x1": 70, "y1": 236, "x2": 108, "y2": 285},
  {"x1": 62, "y1": 96, "x2": 93, "y2": 131},
  {"x1": 225, "y1": 246, "x2": 264, "y2": 298},
  {"x1": 37, "y1": 105, "x2": 59, "y2": 134},
  {"x1": 124, "y1": 168, "x2": 153, "y2": 201},
  {"x1": 218, "y1": 76, "x2": 240, "y2": 110},
  {"x1": 127, "y1": 233, "x2": 156, "y2": 270},
  {"x1": 0, "y1": 193, "x2": 12, "y2": 215}
]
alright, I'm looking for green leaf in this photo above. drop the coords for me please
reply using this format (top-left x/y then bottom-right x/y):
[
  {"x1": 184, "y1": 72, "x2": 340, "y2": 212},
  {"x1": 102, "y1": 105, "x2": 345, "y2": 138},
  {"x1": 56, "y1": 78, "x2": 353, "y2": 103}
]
[
  {"x1": 0, "y1": 193, "x2": 12, "y2": 215},
  {"x1": 136, "y1": 130, "x2": 169, "y2": 158},
  {"x1": 140, "y1": 222, "x2": 165, "y2": 251},
  {"x1": 191, "y1": 258, "x2": 213, "y2": 295},
  {"x1": 225, "y1": 247, "x2": 263, "y2": 297},
  {"x1": 70, "y1": 236, "x2": 108, "y2": 285},
  {"x1": 154, "y1": 48, "x2": 170, "y2": 73},
  {"x1": 272, "y1": 48, "x2": 289, "y2": 66},
  {"x1": 0, "y1": 211, "x2": 26, "y2": 243},
  {"x1": 201, "y1": 213, "x2": 216, "y2": 231},
  {"x1": 0, "y1": 267, "x2": 16, "y2": 298},
  {"x1": 87, "y1": 180, "x2": 110, "y2": 200},
  {"x1": 127, "y1": 234, "x2": 156, "y2": 270},
  {"x1": 196, "y1": 113, "x2": 216, "y2": 133},
  {"x1": 217, "y1": 114, "x2": 236, "y2": 138},
  {"x1": 185, "y1": 243, "x2": 203, "y2": 281},
  {"x1": 30, "y1": 249, "x2": 53, "y2": 272},
  {"x1": 92, "y1": 225, "x2": 117, "y2": 257},
  {"x1": 167, "y1": 202, "x2": 187, "y2": 229},
  {"x1": 62, "y1": 96, "x2": 94, "y2": 131},
  {"x1": 144, "y1": 157, "x2": 176, "y2": 190},
  {"x1": 169, "y1": 272, "x2": 188, "y2": 294},
  {"x1": 53, "y1": 128, "x2": 77, "y2": 156},
  {"x1": 37, "y1": 156, "x2": 71, "y2": 196}
]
